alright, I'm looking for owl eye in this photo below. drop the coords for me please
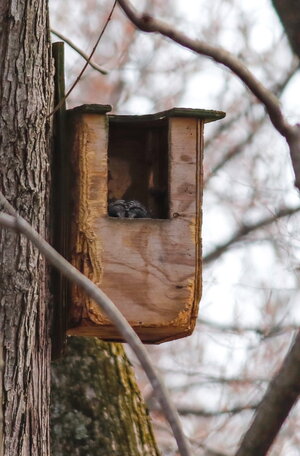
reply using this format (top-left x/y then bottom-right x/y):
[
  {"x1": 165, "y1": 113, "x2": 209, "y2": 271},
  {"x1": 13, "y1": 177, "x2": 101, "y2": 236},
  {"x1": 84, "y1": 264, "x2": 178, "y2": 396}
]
[
  {"x1": 126, "y1": 200, "x2": 149, "y2": 218},
  {"x1": 108, "y1": 200, "x2": 127, "y2": 218},
  {"x1": 108, "y1": 199, "x2": 149, "y2": 218}
]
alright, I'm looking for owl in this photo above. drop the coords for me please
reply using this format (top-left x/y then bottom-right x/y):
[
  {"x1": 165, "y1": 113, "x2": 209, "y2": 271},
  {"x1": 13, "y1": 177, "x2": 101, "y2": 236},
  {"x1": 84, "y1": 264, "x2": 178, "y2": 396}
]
[{"x1": 108, "y1": 199, "x2": 149, "y2": 218}]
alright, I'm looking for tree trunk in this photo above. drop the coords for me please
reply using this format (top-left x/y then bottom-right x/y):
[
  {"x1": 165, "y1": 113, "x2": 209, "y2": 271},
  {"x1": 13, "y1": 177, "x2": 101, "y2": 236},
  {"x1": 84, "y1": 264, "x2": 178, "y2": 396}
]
[
  {"x1": 272, "y1": 0, "x2": 300, "y2": 59},
  {"x1": 0, "y1": 0, "x2": 53, "y2": 455},
  {"x1": 0, "y1": 2, "x2": 161, "y2": 455},
  {"x1": 51, "y1": 338, "x2": 160, "y2": 456}
]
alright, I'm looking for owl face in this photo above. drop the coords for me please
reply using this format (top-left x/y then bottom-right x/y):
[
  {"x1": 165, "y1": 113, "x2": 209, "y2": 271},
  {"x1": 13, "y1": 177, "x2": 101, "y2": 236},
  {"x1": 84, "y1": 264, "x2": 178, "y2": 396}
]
[
  {"x1": 108, "y1": 200, "x2": 127, "y2": 218},
  {"x1": 108, "y1": 200, "x2": 149, "y2": 218}
]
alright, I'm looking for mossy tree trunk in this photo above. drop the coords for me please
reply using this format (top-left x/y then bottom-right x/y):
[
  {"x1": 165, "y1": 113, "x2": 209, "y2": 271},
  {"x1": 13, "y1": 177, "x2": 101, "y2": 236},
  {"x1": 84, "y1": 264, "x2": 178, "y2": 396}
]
[
  {"x1": 0, "y1": 1, "x2": 162, "y2": 454},
  {"x1": 51, "y1": 338, "x2": 160, "y2": 456}
]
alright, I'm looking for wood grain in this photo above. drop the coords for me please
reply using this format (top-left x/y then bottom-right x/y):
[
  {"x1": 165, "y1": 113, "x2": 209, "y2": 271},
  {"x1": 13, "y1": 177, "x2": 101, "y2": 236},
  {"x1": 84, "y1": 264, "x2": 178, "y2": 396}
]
[{"x1": 66, "y1": 108, "x2": 204, "y2": 343}]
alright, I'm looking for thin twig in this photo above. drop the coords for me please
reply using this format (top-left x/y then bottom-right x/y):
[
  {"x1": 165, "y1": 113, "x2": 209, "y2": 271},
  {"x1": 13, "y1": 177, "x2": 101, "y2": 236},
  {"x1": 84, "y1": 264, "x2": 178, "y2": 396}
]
[
  {"x1": 116, "y1": 0, "x2": 300, "y2": 191},
  {"x1": 48, "y1": 0, "x2": 117, "y2": 118},
  {"x1": 51, "y1": 29, "x2": 108, "y2": 75},
  {"x1": 116, "y1": 0, "x2": 290, "y2": 136},
  {"x1": 0, "y1": 196, "x2": 17, "y2": 215},
  {"x1": 203, "y1": 205, "x2": 300, "y2": 264},
  {"x1": 149, "y1": 400, "x2": 258, "y2": 417},
  {"x1": 168, "y1": 376, "x2": 268, "y2": 390},
  {"x1": 235, "y1": 330, "x2": 300, "y2": 456},
  {"x1": 204, "y1": 59, "x2": 300, "y2": 183},
  {"x1": 204, "y1": 120, "x2": 262, "y2": 184},
  {"x1": 0, "y1": 202, "x2": 191, "y2": 456},
  {"x1": 177, "y1": 404, "x2": 258, "y2": 417},
  {"x1": 199, "y1": 318, "x2": 299, "y2": 339},
  {"x1": 205, "y1": 58, "x2": 299, "y2": 151}
]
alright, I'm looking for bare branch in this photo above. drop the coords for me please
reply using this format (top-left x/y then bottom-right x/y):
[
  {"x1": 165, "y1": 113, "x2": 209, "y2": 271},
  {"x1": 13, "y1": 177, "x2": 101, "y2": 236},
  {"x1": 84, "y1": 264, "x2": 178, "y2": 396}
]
[
  {"x1": 117, "y1": 0, "x2": 290, "y2": 136},
  {"x1": 48, "y1": 0, "x2": 116, "y2": 118},
  {"x1": 177, "y1": 404, "x2": 257, "y2": 418},
  {"x1": 205, "y1": 57, "x2": 299, "y2": 152},
  {"x1": 203, "y1": 448, "x2": 230, "y2": 456},
  {"x1": 0, "y1": 206, "x2": 191, "y2": 456},
  {"x1": 168, "y1": 376, "x2": 268, "y2": 391},
  {"x1": 51, "y1": 29, "x2": 107, "y2": 75},
  {"x1": 150, "y1": 401, "x2": 258, "y2": 417},
  {"x1": 235, "y1": 330, "x2": 300, "y2": 456},
  {"x1": 286, "y1": 125, "x2": 300, "y2": 190},
  {"x1": 204, "y1": 120, "x2": 262, "y2": 184},
  {"x1": 154, "y1": 421, "x2": 230, "y2": 456},
  {"x1": 203, "y1": 205, "x2": 300, "y2": 264},
  {"x1": 199, "y1": 318, "x2": 299, "y2": 339},
  {"x1": 116, "y1": 0, "x2": 300, "y2": 190},
  {"x1": 272, "y1": 58, "x2": 300, "y2": 95},
  {"x1": 158, "y1": 366, "x2": 270, "y2": 385}
]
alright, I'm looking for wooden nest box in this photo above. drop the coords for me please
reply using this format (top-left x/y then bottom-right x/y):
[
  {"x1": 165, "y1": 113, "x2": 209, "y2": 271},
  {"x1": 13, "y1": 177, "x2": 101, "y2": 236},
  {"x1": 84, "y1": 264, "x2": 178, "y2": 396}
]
[{"x1": 65, "y1": 104, "x2": 225, "y2": 343}]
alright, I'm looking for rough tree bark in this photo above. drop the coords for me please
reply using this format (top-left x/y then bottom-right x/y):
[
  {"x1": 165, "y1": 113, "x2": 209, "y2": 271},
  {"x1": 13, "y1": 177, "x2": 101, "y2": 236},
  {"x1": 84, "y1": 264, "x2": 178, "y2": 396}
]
[
  {"x1": 51, "y1": 338, "x2": 160, "y2": 456},
  {"x1": 0, "y1": 2, "x2": 163, "y2": 455},
  {"x1": 3, "y1": 0, "x2": 298, "y2": 454},
  {"x1": 0, "y1": 0, "x2": 53, "y2": 455}
]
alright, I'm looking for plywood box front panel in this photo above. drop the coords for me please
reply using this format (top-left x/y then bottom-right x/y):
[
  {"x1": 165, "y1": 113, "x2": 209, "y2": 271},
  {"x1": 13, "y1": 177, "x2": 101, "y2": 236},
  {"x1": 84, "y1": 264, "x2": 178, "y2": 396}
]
[{"x1": 66, "y1": 111, "x2": 203, "y2": 343}]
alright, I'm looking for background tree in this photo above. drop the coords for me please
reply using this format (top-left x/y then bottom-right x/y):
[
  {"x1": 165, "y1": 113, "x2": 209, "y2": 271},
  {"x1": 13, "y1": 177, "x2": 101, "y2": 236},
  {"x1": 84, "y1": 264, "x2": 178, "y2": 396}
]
[
  {"x1": 1, "y1": 0, "x2": 300, "y2": 455},
  {"x1": 0, "y1": 2, "x2": 161, "y2": 456},
  {"x1": 51, "y1": 338, "x2": 159, "y2": 456},
  {"x1": 49, "y1": 0, "x2": 300, "y2": 454}
]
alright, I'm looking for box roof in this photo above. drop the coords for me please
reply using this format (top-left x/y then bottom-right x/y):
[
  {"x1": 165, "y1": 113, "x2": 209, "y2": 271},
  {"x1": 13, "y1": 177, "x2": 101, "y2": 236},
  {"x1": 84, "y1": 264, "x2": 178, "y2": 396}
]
[{"x1": 69, "y1": 104, "x2": 225, "y2": 123}]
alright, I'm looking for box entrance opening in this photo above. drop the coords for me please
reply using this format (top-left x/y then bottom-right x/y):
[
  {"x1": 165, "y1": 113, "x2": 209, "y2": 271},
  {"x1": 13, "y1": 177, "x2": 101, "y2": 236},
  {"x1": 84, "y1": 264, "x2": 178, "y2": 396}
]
[{"x1": 107, "y1": 118, "x2": 169, "y2": 219}]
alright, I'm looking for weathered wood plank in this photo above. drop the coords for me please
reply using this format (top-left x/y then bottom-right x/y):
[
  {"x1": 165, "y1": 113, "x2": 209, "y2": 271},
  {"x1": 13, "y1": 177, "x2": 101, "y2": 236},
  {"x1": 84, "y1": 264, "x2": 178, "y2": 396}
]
[{"x1": 66, "y1": 108, "x2": 205, "y2": 343}]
